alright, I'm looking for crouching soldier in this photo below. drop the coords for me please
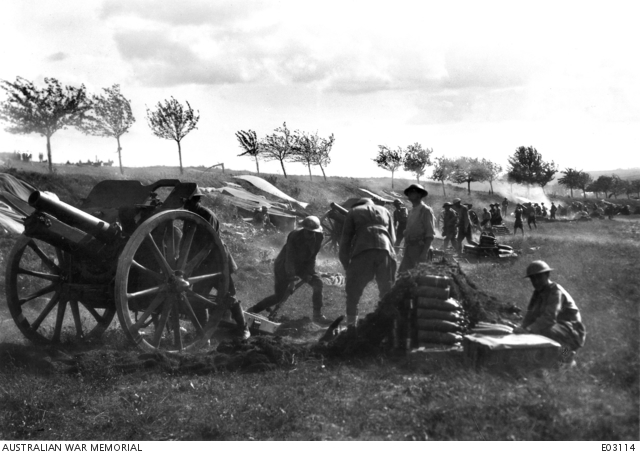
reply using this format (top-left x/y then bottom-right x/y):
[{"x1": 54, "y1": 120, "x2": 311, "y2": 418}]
[
  {"x1": 184, "y1": 187, "x2": 250, "y2": 340},
  {"x1": 513, "y1": 260, "x2": 586, "y2": 365},
  {"x1": 248, "y1": 216, "x2": 330, "y2": 325}
]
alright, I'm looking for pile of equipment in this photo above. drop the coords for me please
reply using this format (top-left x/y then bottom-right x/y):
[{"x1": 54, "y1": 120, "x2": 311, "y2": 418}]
[{"x1": 463, "y1": 232, "x2": 517, "y2": 258}]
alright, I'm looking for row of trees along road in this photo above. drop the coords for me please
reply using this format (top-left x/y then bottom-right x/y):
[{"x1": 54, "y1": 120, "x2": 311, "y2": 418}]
[
  {"x1": 235, "y1": 122, "x2": 335, "y2": 181},
  {"x1": 374, "y1": 143, "x2": 504, "y2": 195},
  {"x1": 0, "y1": 76, "x2": 202, "y2": 175}
]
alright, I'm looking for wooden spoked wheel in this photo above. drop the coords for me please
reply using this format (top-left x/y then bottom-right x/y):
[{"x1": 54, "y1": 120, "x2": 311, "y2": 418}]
[
  {"x1": 115, "y1": 210, "x2": 229, "y2": 353},
  {"x1": 320, "y1": 211, "x2": 343, "y2": 255},
  {"x1": 5, "y1": 236, "x2": 116, "y2": 344}
]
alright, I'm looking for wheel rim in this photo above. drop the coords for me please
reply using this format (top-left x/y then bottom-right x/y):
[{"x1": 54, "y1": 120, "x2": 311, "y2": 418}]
[
  {"x1": 115, "y1": 210, "x2": 229, "y2": 353},
  {"x1": 5, "y1": 235, "x2": 115, "y2": 344}
]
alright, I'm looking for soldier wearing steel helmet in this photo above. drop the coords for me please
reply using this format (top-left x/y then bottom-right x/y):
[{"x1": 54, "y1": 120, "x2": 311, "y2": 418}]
[
  {"x1": 185, "y1": 186, "x2": 250, "y2": 340},
  {"x1": 248, "y1": 216, "x2": 330, "y2": 325},
  {"x1": 514, "y1": 260, "x2": 586, "y2": 363}
]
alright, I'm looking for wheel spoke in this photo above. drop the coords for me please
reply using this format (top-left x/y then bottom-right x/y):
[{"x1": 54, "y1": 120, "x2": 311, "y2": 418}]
[
  {"x1": 170, "y1": 302, "x2": 183, "y2": 351},
  {"x1": 131, "y1": 260, "x2": 164, "y2": 282},
  {"x1": 127, "y1": 284, "x2": 167, "y2": 300},
  {"x1": 52, "y1": 299, "x2": 68, "y2": 343},
  {"x1": 179, "y1": 293, "x2": 203, "y2": 335},
  {"x1": 30, "y1": 291, "x2": 61, "y2": 331},
  {"x1": 176, "y1": 222, "x2": 196, "y2": 270},
  {"x1": 183, "y1": 246, "x2": 213, "y2": 277},
  {"x1": 27, "y1": 241, "x2": 60, "y2": 274},
  {"x1": 188, "y1": 272, "x2": 222, "y2": 285},
  {"x1": 19, "y1": 283, "x2": 57, "y2": 305},
  {"x1": 165, "y1": 221, "x2": 177, "y2": 268},
  {"x1": 151, "y1": 297, "x2": 173, "y2": 349},
  {"x1": 17, "y1": 268, "x2": 59, "y2": 281},
  {"x1": 78, "y1": 301, "x2": 111, "y2": 325},
  {"x1": 184, "y1": 289, "x2": 217, "y2": 310},
  {"x1": 145, "y1": 233, "x2": 174, "y2": 276},
  {"x1": 131, "y1": 293, "x2": 167, "y2": 332},
  {"x1": 69, "y1": 300, "x2": 83, "y2": 338}
]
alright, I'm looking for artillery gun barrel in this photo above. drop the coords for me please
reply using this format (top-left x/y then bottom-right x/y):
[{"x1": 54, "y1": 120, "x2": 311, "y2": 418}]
[
  {"x1": 28, "y1": 191, "x2": 115, "y2": 243},
  {"x1": 330, "y1": 202, "x2": 349, "y2": 216}
]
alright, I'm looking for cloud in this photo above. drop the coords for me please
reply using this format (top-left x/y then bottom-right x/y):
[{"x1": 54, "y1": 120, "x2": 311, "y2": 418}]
[
  {"x1": 46, "y1": 52, "x2": 68, "y2": 62},
  {"x1": 101, "y1": 0, "x2": 265, "y2": 26}
]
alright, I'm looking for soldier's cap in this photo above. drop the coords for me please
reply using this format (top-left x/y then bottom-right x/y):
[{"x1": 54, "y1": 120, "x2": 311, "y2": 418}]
[
  {"x1": 443, "y1": 202, "x2": 452, "y2": 208},
  {"x1": 452, "y1": 198, "x2": 462, "y2": 205},
  {"x1": 393, "y1": 198, "x2": 402, "y2": 205},
  {"x1": 261, "y1": 206, "x2": 268, "y2": 211},
  {"x1": 301, "y1": 215, "x2": 323, "y2": 233},
  {"x1": 524, "y1": 260, "x2": 553, "y2": 278},
  {"x1": 403, "y1": 184, "x2": 428, "y2": 198}
]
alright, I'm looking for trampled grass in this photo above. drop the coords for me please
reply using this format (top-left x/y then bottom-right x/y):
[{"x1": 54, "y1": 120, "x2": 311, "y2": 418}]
[{"x1": 0, "y1": 165, "x2": 638, "y2": 440}]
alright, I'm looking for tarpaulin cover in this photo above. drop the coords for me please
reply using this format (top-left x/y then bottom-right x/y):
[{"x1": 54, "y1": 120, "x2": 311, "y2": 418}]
[
  {"x1": 463, "y1": 333, "x2": 561, "y2": 350},
  {"x1": 234, "y1": 175, "x2": 308, "y2": 208},
  {"x1": 0, "y1": 173, "x2": 39, "y2": 233}
]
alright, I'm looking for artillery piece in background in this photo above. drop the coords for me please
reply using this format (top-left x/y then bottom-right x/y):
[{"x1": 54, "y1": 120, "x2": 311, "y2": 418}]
[{"x1": 5, "y1": 179, "x2": 231, "y2": 353}]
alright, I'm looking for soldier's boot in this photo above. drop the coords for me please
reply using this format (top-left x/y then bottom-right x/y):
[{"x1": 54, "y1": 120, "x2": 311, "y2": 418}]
[{"x1": 229, "y1": 299, "x2": 250, "y2": 340}]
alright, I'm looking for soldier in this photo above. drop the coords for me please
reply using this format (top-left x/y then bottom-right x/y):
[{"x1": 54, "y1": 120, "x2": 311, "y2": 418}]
[
  {"x1": 525, "y1": 203, "x2": 537, "y2": 230},
  {"x1": 490, "y1": 204, "x2": 503, "y2": 226},
  {"x1": 480, "y1": 207, "x2": 491, "y2": 228},
  {"x1": 541, "y1": 202, "x2": 548, "y2": 218},
  {"x1": 339, "y1": 198, "x2": 396, "y2": 326},
  {"x1": 501, "y1": 198, "x2": 509, "y2": 218},
  {"x1": 441, "y1": 202, "x2": 458, "y2": 250},
  {"x1": 513, "y1": 203, "x2": 524, "y2": 236},
  {"x1": 248, "y1": 216, "x2": 330, "y2": 325},
  {"x1": 550, "y1": 202, "x2": 557, "y2": 220},
  {"x1": 392, "y1": 198, "x2": 409, "y2": 246},
  {"x1": 453, "y1": 198, "x2": 474, "y2": 253},
  {"x1": 398, "y1": 184, "x2": 435, "y2": 273},
  {"x1": 253, "y1": 206, "x2": 276, "y2": 230},
  {"x1": 514, "y1": 261, "x2": 586, "y2": 365},
  {"x1": 184, "y1": 187, "x2": 250, "y2": 340}
]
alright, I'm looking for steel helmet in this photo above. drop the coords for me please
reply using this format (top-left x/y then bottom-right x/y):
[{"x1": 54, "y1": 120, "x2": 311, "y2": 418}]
[
  {"x1": 452, "y1": 198, "x2": 462, "y2": 205},
  {"x1": 393, "y1": 198, "x2": 402, "y2": 206},
  {"x1": 524, "y1": 260, "x2": 554, "y2": 278},
  {"x1": 403, "y1": 184, "x2": 428, "y2": 197},
  {"x1": 192, "y1": 185, "x2": 204, "y2": 197},
  {"x1": 301, "y1": 216, "x2": 323, "y2": 233}
]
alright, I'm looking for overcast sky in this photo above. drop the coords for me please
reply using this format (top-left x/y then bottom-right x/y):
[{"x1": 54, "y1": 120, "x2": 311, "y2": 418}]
[{"x1": 0, "y1": 0, "x2": 638, "y2": 178}]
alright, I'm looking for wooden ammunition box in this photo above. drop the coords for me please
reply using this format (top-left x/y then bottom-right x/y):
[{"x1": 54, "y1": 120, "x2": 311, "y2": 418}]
[{"x1": 463, "y1": 333, "x2": 561, "y2": 370}]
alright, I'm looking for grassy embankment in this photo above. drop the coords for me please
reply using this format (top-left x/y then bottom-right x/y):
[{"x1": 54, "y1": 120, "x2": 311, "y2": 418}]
[{"x1": 0, "y1": 164, "x2": 638, "y2": 440}]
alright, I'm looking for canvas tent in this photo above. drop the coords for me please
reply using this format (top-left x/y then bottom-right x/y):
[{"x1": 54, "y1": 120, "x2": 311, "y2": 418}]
[{"x1": 0, "y1": 173, "x2": 37, "y2": 234}]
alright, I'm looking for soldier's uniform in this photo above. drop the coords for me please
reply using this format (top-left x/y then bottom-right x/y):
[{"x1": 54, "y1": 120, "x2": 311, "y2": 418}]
[
  {"x1": 339, "y1": 198, "x2": 396, "y2": 325},
  {"x1": 442, "y1": 202, "x2": 458, "y2": 250},
  {"x1": 393, "y1": 200, "x2": 409, "y2": 246}
]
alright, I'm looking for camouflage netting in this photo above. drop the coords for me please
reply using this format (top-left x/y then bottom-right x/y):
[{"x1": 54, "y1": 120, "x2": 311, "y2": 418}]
[{"x1": 320, "y1": 259, "x2": 522, "y2": 358}]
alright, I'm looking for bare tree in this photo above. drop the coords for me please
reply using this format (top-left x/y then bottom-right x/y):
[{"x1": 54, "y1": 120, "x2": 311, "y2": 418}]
[
  {"x1": 403, "y1": 143, "x2": 433, "y2": 183},
  {"x1": 373, "y1": 145, "x2": 404, "y2": 189},
  {"x1": 146, "y1": 97, "x2": 199, "y2": 175},
  {"x1": 79, "y1": 84, "x2": 135, "y2": 175},
  {"x1": 0, "y1": 76, "x2": 91, "y2": 172},
  {"x1": 235, "y1": 129, "x2": 261, "y2": 174},
  {"x1": 261, "y1": 122, "x2": 295, "y2": 178}
]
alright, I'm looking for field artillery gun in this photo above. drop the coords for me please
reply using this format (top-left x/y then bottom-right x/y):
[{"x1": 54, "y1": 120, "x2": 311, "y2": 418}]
[
  {"x1": 320, "y1": 202, "x2": 348, "y2": 254},
  {"x1": 5, "y1": 179, "x2": 232, "y2": 353}
]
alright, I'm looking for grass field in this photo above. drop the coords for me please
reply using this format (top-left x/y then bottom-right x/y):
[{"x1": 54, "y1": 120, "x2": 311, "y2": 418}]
[{"x1": 0, "y1": 165, "x2": 638, "y2": 441}]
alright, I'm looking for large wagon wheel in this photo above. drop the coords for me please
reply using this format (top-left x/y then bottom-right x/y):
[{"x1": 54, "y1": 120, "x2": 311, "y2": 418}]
[
  {"x1": 115, "y1": 210, "x2": 230, "y2": 353},
  {"x1": 5, "y1": 236, "x2": 116, "y2": 344},
  {"x1": 320, "y1": 211, "x2": 342, "y2": 255}
]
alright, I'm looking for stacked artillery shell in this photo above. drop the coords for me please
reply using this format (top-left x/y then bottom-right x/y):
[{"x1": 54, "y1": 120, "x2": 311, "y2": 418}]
[{"x1": 411, "y1": 275, "x2": 465, "y2": 346}]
